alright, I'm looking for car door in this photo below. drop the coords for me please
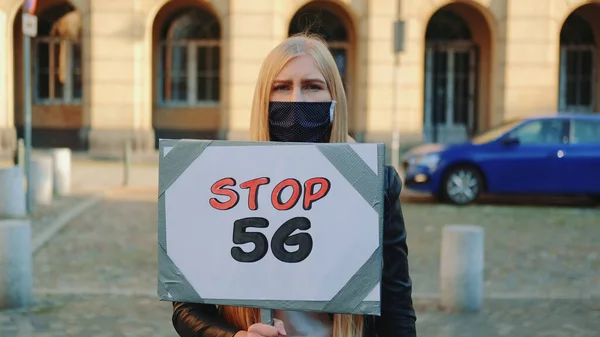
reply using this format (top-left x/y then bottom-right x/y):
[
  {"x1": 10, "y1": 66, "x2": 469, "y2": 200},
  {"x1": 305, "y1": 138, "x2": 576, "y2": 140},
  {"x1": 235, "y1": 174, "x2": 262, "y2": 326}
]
[
  {"x1": 485, "y1": 119, "x2": 568, "y2": 194},
  {"x1": 559, "y1": 118, "x2": 600, "y2": 194}
]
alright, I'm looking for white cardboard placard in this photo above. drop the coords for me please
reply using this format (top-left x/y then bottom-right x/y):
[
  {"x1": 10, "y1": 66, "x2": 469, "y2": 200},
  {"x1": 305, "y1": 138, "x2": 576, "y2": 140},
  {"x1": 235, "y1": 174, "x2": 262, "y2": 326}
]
[{"x1": 157, "y1": 139, "x2": 385, "y2": 315}]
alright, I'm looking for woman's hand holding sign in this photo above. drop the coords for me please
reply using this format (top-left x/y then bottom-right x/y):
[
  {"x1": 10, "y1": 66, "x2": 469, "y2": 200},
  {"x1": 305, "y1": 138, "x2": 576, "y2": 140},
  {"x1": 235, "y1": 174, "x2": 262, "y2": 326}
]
[{"x1": 234, "y1": 319, "x2": 287, "y2": 337}]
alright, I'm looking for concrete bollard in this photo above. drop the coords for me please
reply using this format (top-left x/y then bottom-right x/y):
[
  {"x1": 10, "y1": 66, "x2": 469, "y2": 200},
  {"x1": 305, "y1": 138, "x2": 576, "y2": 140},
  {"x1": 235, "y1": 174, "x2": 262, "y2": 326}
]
[
  {"x1": 0, "y1": 219, "x2": 33, "y2": 309},
  {"x1": 0, "y1": 166, "x2": 27, "y2": 218},
  {"x1": 50, "y1": 148, "x2": 71, "y2": 196},
  {"x1": 439, "y1": 224, "x2": 485, "y2": 312},
  {"x1": 30, "y1": 155, "x2": 54, "y2": 206}
]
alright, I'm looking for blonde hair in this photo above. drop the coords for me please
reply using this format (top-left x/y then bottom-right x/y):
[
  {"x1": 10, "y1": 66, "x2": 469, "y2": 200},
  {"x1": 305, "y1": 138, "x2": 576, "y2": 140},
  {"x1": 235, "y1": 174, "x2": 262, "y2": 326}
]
[
  {"x1": 249, "y1": 33, "x2": 353, "y2": 143},
  {"x1": 220, "y1": 34, "x2": 363, "y2": 337},
  {"x1": 218, "y1": 306, "x2": 364, "y2": 337}
]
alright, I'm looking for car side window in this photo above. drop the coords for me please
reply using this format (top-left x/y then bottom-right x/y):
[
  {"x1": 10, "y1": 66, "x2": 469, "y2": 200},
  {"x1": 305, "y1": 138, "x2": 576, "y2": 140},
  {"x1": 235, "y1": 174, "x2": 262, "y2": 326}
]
[
  {"x1": 571, "y1": 120, "x2": 600, "y2": 144},
  {"x1": 509, "y1": 120, "x2": 565, "y2": 145}
]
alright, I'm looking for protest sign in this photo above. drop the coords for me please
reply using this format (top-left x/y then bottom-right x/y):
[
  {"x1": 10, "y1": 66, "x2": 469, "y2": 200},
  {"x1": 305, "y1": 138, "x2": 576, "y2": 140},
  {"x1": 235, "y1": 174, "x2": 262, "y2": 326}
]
[{"x1": 157, "y1": 139, "x2": 385, "y2": 315}]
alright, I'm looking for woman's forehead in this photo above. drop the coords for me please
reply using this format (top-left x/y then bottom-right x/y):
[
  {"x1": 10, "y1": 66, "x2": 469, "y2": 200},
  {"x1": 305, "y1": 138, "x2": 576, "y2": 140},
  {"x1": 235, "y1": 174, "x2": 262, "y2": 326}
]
[{"x1": 275, "y1": 55, "x2": 325, "y2": 81}]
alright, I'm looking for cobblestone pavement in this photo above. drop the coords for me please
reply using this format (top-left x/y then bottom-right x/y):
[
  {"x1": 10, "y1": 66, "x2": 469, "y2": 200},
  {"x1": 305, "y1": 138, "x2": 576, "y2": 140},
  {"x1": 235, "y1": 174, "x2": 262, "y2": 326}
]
[
  {"x1": 0, "y1": 295, "x2": 177, "y2": 337},
  {"x1": 414, "y1": 298, "x2": 600, "y2": 337},
  {"x1": 1, "y1": 162, "x2": 599, "y2": 336},
  {"x1": 1, "y1": 157, "x2": 159, "y2": 194},
  {"x1": 28, "y1": 195, "x2": 92, "y2": 242},
  {"x1": 70, "y1": 161, "x2": 158, "y2": 194},
  {"x1": 405, "y1": 202, "x2": 600, "y2": 298}
]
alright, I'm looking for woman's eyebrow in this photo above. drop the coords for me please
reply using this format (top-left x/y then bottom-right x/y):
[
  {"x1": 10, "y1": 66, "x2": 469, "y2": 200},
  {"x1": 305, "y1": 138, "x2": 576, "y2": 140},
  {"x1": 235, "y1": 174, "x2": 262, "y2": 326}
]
[
  {"x1": 272, "y1": 79, "x2": 291, "y2": 85},
  {"x1": 273, "y1": 77, "x2": 326, "y2": 83},
  {"x1": 302, "y1": 78, "x2": 326, "y2": 84}
]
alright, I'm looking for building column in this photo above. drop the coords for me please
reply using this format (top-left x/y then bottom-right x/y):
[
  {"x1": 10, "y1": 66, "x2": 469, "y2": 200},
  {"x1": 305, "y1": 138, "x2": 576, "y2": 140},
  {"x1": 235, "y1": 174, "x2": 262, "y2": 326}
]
[
  {"x1": 86, "y1": 0, "x2": 154, "y2": 158},
  {"x1": 363, "y1": 0, "x2": 422, "y2": 149},
  {"x1": 225, "y1": 0, "x2": 280, "y2": 141},
  {"x1": 0, "y1": 9, "x2": 16, "y2": 159},
  {"x1": 503, "y1": 1, "x2": 558, "y2": 120}
]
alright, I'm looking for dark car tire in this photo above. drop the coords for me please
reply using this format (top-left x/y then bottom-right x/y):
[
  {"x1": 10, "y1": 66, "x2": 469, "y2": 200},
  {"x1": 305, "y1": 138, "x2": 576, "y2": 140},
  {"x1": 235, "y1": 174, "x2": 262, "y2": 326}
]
[
  {"x1": 589, "y1": 194, "x2": 600, "y2": 204},
  {"x1": 441, "y1": 165, "x2": 483, "y2": 206}
]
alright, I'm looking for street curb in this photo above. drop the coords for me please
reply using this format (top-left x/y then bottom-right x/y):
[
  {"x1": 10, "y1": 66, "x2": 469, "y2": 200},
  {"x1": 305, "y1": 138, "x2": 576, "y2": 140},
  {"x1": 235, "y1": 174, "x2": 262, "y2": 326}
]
[
  {"x1": 35, "y1": 287, "x2": 157, "y2": 298},
  {"x1": 412, "y1": 291, "x2": 600, "y2": 301},
  {"x1": 31, "y1": 193, "x2": 106, "y2": 255},
  {"x1": 30, "y1": 288, "x2": 600, "y2": 301}
]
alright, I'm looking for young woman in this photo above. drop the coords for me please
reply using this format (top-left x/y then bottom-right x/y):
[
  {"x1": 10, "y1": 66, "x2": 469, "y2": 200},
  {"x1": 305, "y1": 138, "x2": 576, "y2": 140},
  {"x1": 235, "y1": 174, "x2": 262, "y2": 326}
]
[{"x1": 172, "y1": 33, "x2": 416, "y2": 337}]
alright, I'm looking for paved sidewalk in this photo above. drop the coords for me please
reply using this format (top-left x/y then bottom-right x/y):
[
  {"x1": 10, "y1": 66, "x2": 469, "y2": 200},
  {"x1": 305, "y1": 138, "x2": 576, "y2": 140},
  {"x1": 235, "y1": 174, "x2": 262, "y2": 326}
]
[
  {"x1": 1, "y1": 162, "x2": 599, "y2": 336},
  {"x1": 0, "y1": 295, "x2": 176, "y2": 337},
  {"x1": 415, "y1": 298, "x2": 600, "y2": 337}
]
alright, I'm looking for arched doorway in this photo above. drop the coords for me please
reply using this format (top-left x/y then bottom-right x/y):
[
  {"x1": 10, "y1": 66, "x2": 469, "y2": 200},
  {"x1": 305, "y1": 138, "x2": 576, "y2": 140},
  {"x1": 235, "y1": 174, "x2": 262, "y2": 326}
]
[
  {"x1": 152, "y1": 3, "x2": 222, "y2": 147},
  {"x1": 423, "y1": 4, "x2": 492, "y2": 144},
  {"x1": 558, "y1": 4, "x2": 600, "y2": 113},
  {"x1": 13, "y1": 1, "x2": 83, "y2": 149},
  {"x1": 288, "y1": 4, "x2": 358, "y2": 138}
]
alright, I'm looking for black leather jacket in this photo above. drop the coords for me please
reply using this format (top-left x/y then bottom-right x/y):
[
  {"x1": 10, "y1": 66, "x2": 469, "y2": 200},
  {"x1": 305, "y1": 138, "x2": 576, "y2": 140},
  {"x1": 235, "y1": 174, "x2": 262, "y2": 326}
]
[{"x1": 172, "y1": 165, "x2": 417, "y2": 337}]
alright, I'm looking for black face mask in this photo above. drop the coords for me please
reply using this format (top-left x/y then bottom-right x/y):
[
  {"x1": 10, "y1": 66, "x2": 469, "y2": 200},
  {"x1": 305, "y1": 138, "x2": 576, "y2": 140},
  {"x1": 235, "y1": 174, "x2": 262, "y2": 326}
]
[{"x1": 268, "y1": 101, "x2": 336, "y2": 143}]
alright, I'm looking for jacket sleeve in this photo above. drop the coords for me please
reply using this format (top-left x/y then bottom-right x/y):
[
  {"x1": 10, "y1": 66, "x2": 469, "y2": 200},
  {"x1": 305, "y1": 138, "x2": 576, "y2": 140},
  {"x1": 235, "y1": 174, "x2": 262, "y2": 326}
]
[
  {"x1": 172, "y1": 302, "x2": 241, "y2": 337},
  {"x1": 375, "y1": 166, "x2": 417, "y2": 337}
]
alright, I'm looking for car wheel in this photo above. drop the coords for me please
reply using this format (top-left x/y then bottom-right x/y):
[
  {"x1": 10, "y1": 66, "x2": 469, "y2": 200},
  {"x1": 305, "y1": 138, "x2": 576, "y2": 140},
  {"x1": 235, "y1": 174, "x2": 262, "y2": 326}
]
[
  {"x1": 589, "y1": 194, "x2": 600, "y2": 204},
  {"x1": 442, "y1": 165, "x2": 483, "y2": 205}
]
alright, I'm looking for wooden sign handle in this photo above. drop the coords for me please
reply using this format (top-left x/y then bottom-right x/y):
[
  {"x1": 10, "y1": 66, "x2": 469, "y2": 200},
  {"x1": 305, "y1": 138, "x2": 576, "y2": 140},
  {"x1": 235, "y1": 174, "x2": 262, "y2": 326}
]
[{"x1": 260, "y1": 308, "x2": 274, "y2": 325}]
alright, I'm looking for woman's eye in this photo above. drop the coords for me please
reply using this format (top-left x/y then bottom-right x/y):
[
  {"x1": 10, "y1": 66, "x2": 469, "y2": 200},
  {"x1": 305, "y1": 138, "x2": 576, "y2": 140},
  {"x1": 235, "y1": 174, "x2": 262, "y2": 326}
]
[
  {"x1": 272, "y1": 85, "x2": 289, "y2": 91},
  {"x1": 304, "y1": 84, "x2": 323, "y2": 91}
]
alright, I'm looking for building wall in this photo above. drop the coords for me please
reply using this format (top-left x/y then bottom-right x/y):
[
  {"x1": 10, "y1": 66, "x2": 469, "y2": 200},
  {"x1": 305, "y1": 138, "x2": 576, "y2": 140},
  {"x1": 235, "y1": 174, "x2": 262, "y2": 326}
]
[{"x1": 0, "y1": 0, "x2": 598, "y2": 158}]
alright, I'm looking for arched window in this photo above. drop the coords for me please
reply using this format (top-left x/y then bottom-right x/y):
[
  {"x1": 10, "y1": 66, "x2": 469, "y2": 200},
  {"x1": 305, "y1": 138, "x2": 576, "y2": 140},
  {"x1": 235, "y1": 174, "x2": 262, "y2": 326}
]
[
  {"x1": 159, "y1": 8, "x2": 220, "y2": 106},
  {"x1": 560, "y1": 12, "x2": 595, "y2": 45},
  {"x1": 424, "y1": 7, "x2": 483, "y2": 143},
  {"x1": 425, "y1": 9, "x2": 472, "y2": 41},
  {"x1": 289, "y1": 9, "x2": 349, "y2": 88},
  {"x1": 33, "y1": 3, "x2": 82, "y2": 104},
  {"x1": 558, "y1": 12, "x2": 596, "y2": 113}
]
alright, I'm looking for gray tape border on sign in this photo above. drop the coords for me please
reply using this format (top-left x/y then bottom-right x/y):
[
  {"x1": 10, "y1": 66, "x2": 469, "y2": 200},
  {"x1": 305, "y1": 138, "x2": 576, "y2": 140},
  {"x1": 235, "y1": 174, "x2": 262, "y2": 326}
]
[
  {"x1": 157, "y1": 239, "x2": 204, "y2": 303},
  {"x1": 157, "y1": 138, "x2": 385, "y2": 315},
  {"x1": 316, "y1": 144, "x2": 382, "y2": 211},
  {"x1": 159, "y1": 139, "x2": 212, "y2": 197}
]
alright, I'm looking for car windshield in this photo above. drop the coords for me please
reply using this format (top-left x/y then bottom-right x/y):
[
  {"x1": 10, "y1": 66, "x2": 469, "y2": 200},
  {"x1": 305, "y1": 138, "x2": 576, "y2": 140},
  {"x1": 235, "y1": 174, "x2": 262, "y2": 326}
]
[{"x1": 471, "y1": 119, "x2": 524, "y2": 144}]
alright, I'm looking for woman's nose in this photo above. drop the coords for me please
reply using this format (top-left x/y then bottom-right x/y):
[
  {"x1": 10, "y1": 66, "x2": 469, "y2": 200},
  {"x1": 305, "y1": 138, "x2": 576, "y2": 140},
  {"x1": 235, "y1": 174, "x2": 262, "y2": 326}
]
[{"x1": 289, "y1": 86, "x2": 304, "y2": 102}]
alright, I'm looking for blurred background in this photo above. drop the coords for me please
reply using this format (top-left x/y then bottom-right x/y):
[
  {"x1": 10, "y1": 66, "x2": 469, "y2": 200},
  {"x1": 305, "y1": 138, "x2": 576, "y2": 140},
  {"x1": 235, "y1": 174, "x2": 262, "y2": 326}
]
[{"x1": 0, "y1": 0, "x2": 599, "y2": 336}]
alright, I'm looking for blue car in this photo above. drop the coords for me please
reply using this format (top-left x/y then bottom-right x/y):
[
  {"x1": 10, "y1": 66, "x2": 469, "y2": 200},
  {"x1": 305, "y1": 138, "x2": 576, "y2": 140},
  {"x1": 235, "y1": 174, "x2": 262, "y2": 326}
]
[{"x1": 402, "y1": 114, "x2": 600, "y2": 205}]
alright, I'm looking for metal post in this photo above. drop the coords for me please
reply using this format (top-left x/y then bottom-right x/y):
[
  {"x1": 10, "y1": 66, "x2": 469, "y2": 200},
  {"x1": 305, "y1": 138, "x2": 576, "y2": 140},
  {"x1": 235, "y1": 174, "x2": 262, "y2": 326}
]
[
  {"x1": 23, "y1": 35, "x2": 33, "y2": 214},
  {"x1": 391, "y1": 52, "x2": 400, "y2": 171},
  {"x1": 391, "y1": 1, "x2": 405, "y2": 171},
  {"x1": 123, "y1": 139, "x2": 131, "y2": 186}
]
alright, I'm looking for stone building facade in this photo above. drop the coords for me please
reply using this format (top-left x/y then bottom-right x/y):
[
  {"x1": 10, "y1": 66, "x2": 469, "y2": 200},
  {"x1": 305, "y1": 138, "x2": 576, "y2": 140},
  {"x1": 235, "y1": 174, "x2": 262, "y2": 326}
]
[{"x1": 0, "y1": 0, "x2": 598, "y2": 157}]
